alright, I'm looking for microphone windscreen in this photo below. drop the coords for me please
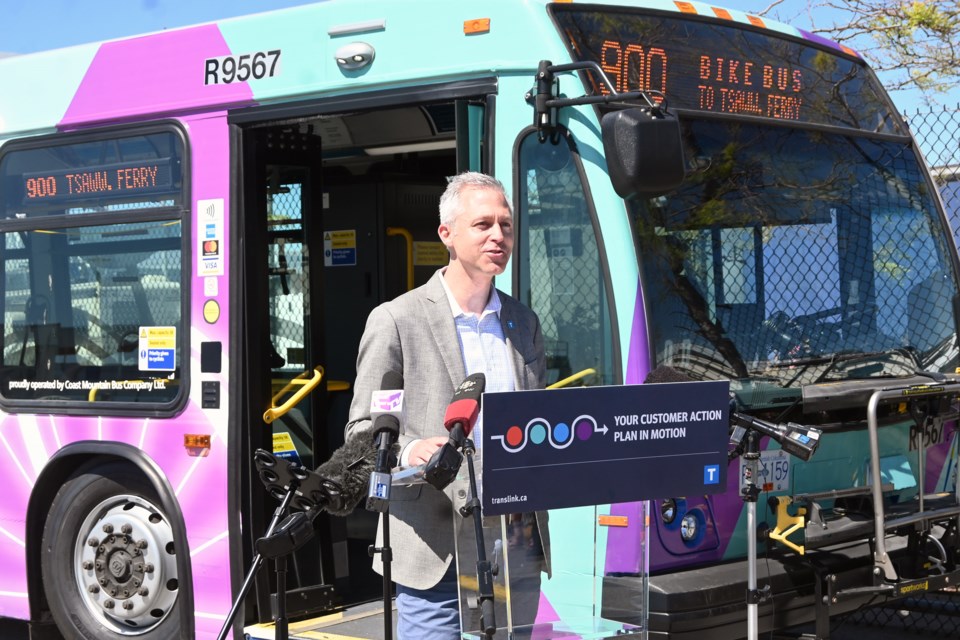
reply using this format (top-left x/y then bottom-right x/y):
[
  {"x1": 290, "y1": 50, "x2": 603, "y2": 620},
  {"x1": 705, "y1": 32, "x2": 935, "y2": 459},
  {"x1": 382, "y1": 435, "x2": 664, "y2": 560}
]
[
  {"x1": 372, "y1": 414, "x2": 400, "y2": 439},
  {"x1": 442, "y1": 373, "x2": 486, "y2": 433},
  {"x1": 644, "y1": 365, "x2": 694, "y2": 385},
  {"x1": 379, "y1": 370, "x2": 403, "y2": 391},
  {"x1": 443, "y1": 399, "x2": 480, "y2": 436},
  {"x1": 313, "y1": 428, "x2": 378, "y2": 516}
]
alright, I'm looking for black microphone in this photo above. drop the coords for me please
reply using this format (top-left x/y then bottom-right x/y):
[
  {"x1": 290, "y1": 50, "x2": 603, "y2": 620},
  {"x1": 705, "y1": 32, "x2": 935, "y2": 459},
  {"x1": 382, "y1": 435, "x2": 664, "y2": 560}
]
[
  {"x1": 310, "y1": 429, "x2": 381, "y2": 515},
  {"x1": 252, "y1": 429, "x2": 385, "y2": 557},
  {"x1": 644, "y1": 365, "x2": 821, "y2": 461},
  {"x1": 423, "y1": 373, "x2": 486, "y2": 490},
  {"x1": 366, "y1": 371, "x2": 404, "y2": 512}
]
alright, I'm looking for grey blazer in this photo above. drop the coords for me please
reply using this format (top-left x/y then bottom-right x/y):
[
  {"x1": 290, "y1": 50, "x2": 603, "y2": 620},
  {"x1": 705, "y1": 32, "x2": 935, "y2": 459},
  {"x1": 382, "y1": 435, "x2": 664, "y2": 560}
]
[{"x1": 345, "y1": 269, "x2": 550, "y2": 590}]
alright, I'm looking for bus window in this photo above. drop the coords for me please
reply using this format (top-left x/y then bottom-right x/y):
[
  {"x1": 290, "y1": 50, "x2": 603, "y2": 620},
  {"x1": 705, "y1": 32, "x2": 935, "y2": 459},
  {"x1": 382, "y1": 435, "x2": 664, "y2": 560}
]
[
  {"x1": 517, "y1": 130, "x2": 615, "y2": 386},
  {"x1": 633, "y1": 120, "x2": 958, "y2": 387},
  {"x1": 0, "y1": 127, "x2": 186, "y2": 409}
]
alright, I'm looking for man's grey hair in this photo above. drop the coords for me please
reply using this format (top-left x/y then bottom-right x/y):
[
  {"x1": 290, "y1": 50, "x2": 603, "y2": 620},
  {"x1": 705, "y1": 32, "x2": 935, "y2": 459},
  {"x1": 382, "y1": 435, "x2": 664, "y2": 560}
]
[{"x1": 438, "y1": 171, "x2": 512, "y2": 226}]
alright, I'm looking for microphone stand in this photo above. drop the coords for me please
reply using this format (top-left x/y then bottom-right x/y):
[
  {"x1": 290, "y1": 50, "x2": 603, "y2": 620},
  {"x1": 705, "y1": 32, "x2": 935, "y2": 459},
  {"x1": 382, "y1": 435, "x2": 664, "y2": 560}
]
[
  {"x1": 458, "y1": 437, "x2": 496, "y2": 638},
  {"x1": 366, "y1": 421, "x2": 399, "y2": 640},
  {"x1": 368, "y1": 511, "x2": 393, "y2": 640},
  {"x1": 217, "y1": 480, "x2": 297, "y2": 640},
  {"x1": 741, "y1": 428, "x2": 769, "y2": 640}
]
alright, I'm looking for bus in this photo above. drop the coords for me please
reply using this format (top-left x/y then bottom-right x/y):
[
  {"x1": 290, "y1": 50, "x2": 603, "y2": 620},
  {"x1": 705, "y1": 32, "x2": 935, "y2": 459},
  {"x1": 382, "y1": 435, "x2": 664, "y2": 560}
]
[
  {"x1": 934, "y1": 165, "x2": 960, "y2": 245},
  {"x1": 1, "y1": 1, "x2": 959, "y2": 639}
]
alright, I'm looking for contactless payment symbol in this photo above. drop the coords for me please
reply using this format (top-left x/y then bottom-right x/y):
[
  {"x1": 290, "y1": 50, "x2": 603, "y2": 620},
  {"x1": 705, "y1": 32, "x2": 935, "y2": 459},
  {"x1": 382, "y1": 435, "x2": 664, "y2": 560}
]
[{"x1": 491, "y1": 414, "x2": 607, "y2": 453}]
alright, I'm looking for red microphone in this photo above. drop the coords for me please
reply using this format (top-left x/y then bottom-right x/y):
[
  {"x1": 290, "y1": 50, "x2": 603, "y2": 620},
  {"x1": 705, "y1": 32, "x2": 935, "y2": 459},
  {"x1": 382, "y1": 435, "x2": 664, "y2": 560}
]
[
  {"x1": 443, "y1": 372, "x2": 485, "y2": 446},
  {"x1": 424, "y1": 373, "x2": 486, "y2": 490}
]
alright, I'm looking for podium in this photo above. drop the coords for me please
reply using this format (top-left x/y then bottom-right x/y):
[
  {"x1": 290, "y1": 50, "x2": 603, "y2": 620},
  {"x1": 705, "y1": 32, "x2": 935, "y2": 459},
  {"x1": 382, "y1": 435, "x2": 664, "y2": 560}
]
[
  {"x1": 454, "y1": 501, "x2": 647, "y2": 639},
  {"x1": 392, "y1": 451, "x2": 647, "y2": 639},
  {"x1": 392, "y1": 380, "x2": 731, "y2": 639}
]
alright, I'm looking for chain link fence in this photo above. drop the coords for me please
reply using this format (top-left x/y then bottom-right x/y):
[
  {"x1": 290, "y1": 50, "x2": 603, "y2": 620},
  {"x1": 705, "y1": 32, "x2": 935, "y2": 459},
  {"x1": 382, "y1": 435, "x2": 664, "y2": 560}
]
[
  {"x1": 829, "y1": 105, "x2": 960, "y2": 637},
  {"x1": 907, "y1": 106, "x2": 960, "y2": 246}
]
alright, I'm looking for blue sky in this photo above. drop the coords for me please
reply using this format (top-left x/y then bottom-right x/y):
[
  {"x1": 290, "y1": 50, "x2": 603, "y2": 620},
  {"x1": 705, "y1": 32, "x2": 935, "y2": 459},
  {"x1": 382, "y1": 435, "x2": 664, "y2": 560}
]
[{"x1": 1, "y1": 0, "x2": 955, "y2": 115}]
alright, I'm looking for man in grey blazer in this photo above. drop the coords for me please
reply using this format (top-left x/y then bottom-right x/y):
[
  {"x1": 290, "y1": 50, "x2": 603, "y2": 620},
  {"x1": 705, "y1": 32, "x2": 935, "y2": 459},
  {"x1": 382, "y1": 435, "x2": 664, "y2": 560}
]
[{"x1": 345, "y1": 172, "x2": 549, "y2": 638}]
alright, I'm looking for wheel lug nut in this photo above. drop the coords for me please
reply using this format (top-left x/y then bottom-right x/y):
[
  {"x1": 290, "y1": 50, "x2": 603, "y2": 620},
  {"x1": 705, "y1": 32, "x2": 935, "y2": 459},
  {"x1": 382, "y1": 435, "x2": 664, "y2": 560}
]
[
  {"x1": 139, "y1": 587, "x2": 150, "y2": 597},
  {"x1": 103, "y1": 599, "x2": 115, "y2": 609},
  {"x1": 122, "y1": 601, "x2": 133, "y2": 610},
  {"x1": 82, "y1": 561, "x2": 93, "y2": 571},
  {"x1": 87, "y1": 537, "x2": 99, "y2": 547},
  {"x1": 135, "y1": 539, "x2": 148, "y2": 549},
  {"x1": 88, "y1": 585, "x2": 100, "y2": 594},
  {"x1": 102, "y1": 524, "x2": 113, "y2": 534},
  {"x1": 144, "y1": 563, "x2": 155, "y2": 573},
  {"x1": 121, "y1": 524, "x2": 133, "y2": 534}
]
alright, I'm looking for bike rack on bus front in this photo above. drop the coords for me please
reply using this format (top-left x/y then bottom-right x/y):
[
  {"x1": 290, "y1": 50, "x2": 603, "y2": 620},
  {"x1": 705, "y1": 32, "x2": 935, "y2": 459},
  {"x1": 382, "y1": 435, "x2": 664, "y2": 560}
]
[{"x1": 866, "y1": 378, "x2": 960, "y2": 583}]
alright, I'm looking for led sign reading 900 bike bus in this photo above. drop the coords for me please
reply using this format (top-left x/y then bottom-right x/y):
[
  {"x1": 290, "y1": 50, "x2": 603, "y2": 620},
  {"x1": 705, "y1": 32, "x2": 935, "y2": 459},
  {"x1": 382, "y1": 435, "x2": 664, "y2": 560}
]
[{"x1": 550, "y1": 7, "x2": 905, "y2": 135}]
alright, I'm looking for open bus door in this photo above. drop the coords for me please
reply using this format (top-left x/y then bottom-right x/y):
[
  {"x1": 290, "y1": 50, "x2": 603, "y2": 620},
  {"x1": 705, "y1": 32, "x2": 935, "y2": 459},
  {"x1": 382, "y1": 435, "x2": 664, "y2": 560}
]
[
  {"x1": 236, "y1": 93, "x2": 485, "y2": 626},
  {"x1": 239, "y1": 127, "x2": 345, "y2": 621}
]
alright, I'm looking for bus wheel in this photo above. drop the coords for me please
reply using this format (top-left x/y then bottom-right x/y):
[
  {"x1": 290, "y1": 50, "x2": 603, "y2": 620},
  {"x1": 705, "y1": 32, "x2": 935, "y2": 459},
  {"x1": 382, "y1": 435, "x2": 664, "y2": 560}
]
[{"x1": 41, "y1": 463, "x2": 181, "y2": 639}]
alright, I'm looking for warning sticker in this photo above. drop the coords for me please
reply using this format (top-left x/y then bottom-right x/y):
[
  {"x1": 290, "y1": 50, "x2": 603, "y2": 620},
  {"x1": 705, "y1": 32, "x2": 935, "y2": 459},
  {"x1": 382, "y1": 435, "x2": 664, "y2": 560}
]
[
  {"x1": 324, "y1": 229, "x2": 357, "y2": 266},
  {"x1": 272, "y1": 431, "x2": 302, "y2": 465},
  {"x1": 138, "y1": 326, "x2": 176, "y2": 371},
  {"x1": 414, "y1": 241, "x2": 449, "y2": 266}
]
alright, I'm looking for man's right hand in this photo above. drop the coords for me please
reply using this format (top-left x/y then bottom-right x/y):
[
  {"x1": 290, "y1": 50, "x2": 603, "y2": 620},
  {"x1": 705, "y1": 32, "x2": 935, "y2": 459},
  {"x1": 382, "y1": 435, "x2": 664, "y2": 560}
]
[{"x1": 407, "y1": 436, "x2": 447, "y2": 466}]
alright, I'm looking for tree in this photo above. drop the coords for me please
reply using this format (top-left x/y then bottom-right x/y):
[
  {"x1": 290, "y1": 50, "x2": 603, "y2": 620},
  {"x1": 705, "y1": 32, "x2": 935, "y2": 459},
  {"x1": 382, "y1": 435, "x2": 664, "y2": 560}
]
[{"x1": 760, "y1": 0, "x2": 960, "y2": 94}]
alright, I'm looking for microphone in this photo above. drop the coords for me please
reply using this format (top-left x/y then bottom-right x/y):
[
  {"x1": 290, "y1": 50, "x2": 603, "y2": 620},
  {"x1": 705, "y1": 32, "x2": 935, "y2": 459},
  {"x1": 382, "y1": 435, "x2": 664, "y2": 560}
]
[
  {"x1": 254, "y1": 428, "x2": 378, "y2": 520},
  {"x1": 444, "y1": 372, "x2": 485, "y2": 447},
  {"x1": 254, "y1": 430, "x2": 379, "y2": 558},
  {"x1": 644, "y1": 365, "x2": 821, "y2": 462},
  {"x1": 366, "y1": 371, "x2": 404, "y2": 512},
  {"x1": 728, "y1": 412, "x2": 821, "y2": 462},
  {"x1": 423, "y1": 373, "x2": 486, "y2": 491}
]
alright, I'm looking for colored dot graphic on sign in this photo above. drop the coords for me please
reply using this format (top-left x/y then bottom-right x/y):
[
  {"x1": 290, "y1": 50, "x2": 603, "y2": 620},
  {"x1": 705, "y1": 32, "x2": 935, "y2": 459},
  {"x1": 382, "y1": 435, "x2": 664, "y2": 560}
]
[
  {"x1": 576, "y1": 417, "x2": 594, "y2": 440},
  {"x1": 492, "y1": 414, "x2": 601, "y2": 453}
]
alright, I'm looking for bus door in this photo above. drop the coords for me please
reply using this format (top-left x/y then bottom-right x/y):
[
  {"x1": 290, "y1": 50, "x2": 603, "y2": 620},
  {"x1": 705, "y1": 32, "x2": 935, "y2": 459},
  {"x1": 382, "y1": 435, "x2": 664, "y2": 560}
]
[
  {"x1": 239, "y1": 95, "x2": 478, "y2": 622},
  {"x1": 240, "y1": 126, "x2": 340, "y2": 621}
]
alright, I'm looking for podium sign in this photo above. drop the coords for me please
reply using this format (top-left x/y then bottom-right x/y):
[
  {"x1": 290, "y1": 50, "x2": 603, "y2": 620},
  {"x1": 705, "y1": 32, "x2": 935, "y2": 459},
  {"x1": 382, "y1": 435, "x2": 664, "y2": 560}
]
[{"x1": 481, "y1": 380, "x2": 730, "y2": 515}]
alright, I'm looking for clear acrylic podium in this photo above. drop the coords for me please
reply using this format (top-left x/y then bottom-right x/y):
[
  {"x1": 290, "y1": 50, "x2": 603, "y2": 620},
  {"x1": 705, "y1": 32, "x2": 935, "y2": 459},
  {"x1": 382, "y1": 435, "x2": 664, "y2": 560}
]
[{"x1": 393, "y1": 453, "x2": 648, "y2": 639}]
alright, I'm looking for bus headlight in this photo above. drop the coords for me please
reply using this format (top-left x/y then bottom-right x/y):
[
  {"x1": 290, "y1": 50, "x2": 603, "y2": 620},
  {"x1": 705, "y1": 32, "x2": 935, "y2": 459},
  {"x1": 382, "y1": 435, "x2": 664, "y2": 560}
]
[
  {"x1": 680, "y1": 513, "x2": 699, "y2": 542},
  {"x1": 660, "y1": 499, "x2": 677, "y2": 524}
]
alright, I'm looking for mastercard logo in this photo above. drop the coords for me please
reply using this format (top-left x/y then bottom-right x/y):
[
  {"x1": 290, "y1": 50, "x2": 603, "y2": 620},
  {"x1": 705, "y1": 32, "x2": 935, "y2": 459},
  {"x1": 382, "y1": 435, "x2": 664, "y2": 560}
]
[
  {"x1": 491, "y1": 414, "x2": 605, "y2": 453},
  {"x1": 203, "y1": 239, "x2": 219, "y2": 255}
]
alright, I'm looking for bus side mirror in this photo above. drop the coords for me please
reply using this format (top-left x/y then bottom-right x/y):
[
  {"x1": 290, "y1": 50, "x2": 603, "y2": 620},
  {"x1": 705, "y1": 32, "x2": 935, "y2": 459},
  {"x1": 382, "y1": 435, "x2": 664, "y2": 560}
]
[{"x1": 602, "y1": 108, "x2": 686, "y2": 199}]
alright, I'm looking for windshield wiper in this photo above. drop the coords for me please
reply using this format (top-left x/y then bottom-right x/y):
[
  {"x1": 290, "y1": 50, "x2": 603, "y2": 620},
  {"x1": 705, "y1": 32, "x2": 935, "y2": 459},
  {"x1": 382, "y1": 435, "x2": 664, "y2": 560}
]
[{"x1": 768, "y1": 347, "x2": 922, "y2": 385}]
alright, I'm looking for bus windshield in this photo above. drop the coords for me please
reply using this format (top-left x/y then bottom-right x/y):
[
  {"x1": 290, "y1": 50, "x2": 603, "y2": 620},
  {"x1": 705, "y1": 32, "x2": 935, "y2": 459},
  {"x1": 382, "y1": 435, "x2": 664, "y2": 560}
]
[{"x1": 634, "y1": 119, "x2": 959, "y2": 389}]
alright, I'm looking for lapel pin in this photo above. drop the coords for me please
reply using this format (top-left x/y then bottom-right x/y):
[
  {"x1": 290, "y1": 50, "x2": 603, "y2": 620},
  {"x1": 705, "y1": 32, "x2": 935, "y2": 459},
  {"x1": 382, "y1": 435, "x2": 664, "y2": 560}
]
[{"x1": 507, "y1": 320, "x2": 515, "y2": 329}]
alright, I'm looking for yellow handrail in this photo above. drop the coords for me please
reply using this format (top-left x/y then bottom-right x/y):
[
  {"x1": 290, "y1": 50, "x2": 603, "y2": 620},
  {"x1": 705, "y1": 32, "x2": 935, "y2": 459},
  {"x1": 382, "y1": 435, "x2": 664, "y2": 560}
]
[
  {"x1": 547, "y1": 368, "x2": 597, "y2": 389},
  {"x1": 263, "y1": 366, "x2": 325, "y2": 424},
  {"x1": 387, "y1": 226, "x2": 415, "y2": 292}
]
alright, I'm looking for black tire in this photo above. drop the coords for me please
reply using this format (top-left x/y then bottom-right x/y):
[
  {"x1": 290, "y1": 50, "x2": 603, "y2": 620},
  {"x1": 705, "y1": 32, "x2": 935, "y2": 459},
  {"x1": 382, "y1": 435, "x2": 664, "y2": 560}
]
[{"x1": 41, "y1": 462, "x2": 182, "y2": 639}]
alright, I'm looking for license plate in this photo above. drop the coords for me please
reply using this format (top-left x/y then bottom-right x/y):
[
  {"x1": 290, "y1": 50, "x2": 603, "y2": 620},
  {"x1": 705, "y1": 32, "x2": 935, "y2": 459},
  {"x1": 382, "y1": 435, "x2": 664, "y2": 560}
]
[{"x1": 739, "y1": 448, "x2": 791, "y2": 493}]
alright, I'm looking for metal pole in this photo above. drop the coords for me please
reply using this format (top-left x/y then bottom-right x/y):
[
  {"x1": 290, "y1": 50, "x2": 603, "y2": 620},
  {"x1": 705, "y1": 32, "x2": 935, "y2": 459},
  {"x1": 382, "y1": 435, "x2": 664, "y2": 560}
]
[
  {"x1": 743, "y1": 430, "x2": 761, "y2": 640},
  {"x1": 217, "y1": 486, "x2": 295, "y2": 640}
]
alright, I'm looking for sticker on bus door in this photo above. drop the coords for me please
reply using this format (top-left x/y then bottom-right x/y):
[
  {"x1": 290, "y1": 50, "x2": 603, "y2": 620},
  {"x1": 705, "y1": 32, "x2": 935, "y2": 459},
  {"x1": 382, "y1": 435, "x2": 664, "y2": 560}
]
[
  {"x1": 197, "y1": 198, "x2": 224, "y2": 276},
  {"x1": 139, "y1": 326, "x2": 177, "y2": 371}
]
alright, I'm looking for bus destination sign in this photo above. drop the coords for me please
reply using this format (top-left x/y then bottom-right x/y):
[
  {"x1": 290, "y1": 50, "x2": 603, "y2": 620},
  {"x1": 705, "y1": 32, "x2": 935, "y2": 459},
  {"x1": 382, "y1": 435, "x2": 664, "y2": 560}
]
[
  {"x1": 552, "y1": 8, "x2": 901, "y2": 134},
  {"x1": 21, "y1": 157, "x2": 175, "y2": 206},
  {"x1": 599, "y1": 44, "x2": 804, "y2": 121}
]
